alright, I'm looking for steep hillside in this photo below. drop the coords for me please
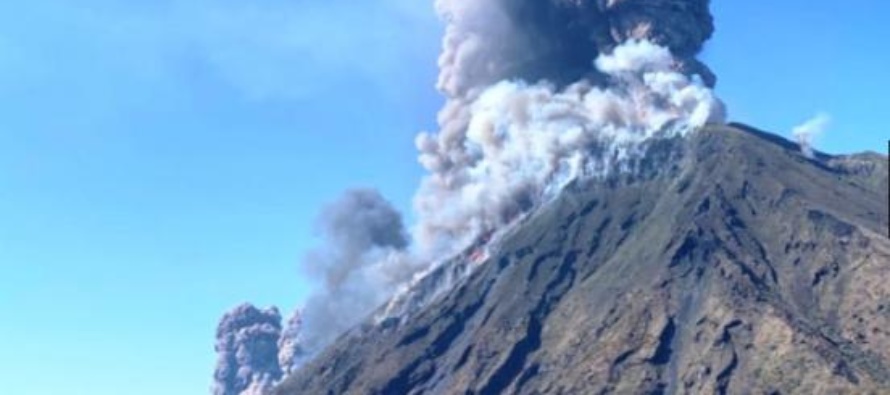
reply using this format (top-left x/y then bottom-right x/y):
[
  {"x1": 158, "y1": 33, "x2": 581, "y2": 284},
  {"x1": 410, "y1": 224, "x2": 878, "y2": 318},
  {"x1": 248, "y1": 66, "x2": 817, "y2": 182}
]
[{"x1": 274, "y1": 125, "x2": 890, "y2": 394}]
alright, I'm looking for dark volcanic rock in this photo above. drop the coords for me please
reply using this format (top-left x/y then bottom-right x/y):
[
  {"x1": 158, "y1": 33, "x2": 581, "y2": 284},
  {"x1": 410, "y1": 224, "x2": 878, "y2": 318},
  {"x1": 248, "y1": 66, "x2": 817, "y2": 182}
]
[{"x1": 274, "y1": 125, "x2": 890, "y2": 394}]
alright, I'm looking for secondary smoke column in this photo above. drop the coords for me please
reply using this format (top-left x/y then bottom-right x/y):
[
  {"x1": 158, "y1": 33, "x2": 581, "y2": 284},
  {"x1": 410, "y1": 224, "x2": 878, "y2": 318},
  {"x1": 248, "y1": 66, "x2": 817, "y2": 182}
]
[
  {"x1": 210, "y1": 194, "x2": 418, "y2": 387},
  {"x1": 212, "y1": 304, "x2": 283, "y2": 395},
  {"x1": 276, "y1": 310, "x2": 305, "y2": 375},
  {"x1": 415, "y1": 0, "x2": 724, "y2": 255},
  {"x1": 792, "y1": 113, "x2": 831, "y2": 158},
  {"x1": 298, "y1": 189, "x2": 416, "y2": 354}
]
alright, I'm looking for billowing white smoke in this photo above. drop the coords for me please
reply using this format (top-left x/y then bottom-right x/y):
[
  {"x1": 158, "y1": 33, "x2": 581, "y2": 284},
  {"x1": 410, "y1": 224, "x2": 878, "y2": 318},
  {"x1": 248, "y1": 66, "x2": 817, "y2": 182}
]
[
  {"x1": 287, "y1": 24, "x2": 726, "y2": 372},
  {"x1": 414, "y1": 40, "x2": 725, "y2": 256}
]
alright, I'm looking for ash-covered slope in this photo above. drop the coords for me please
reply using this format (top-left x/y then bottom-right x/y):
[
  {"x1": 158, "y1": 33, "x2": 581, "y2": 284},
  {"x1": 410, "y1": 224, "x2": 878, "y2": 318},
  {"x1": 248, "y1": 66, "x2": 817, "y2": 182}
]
[{"x1": 274, "y1": 125, "x2": 890, "y2": 395}]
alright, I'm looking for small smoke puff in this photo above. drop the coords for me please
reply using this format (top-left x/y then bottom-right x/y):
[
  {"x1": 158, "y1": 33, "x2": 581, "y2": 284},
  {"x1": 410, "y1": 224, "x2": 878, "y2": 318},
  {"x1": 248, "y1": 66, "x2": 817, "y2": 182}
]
[{"x1": 792, "y1": 113, "x2": 831, "y2": 158}]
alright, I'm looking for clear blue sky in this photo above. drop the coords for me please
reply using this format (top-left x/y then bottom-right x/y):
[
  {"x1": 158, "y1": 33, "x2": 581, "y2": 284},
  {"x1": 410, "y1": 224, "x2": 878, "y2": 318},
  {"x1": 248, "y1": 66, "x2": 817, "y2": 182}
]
[{"x1": 0, "y1": 1, "x2": 886, "y2": 394}]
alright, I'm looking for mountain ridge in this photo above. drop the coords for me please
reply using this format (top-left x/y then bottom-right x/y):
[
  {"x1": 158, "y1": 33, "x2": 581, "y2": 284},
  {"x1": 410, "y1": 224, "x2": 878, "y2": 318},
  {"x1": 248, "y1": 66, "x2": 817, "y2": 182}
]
[{"x1": 274, "y1": 124, "x2": 890, "y2": 394}]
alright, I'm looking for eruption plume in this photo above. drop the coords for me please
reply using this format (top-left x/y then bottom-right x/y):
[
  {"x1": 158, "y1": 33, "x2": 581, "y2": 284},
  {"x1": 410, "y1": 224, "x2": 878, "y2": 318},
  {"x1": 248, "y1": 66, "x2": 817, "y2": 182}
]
[
  {"x1": 415, "y1": 0, "x2": 724, "y2": 255},
  {"x1": 435, "y1": 0, "x2": 716, "y2": 99},
  {"x1": 214, "y1": 0, "x2": 726, "y2": 382}
]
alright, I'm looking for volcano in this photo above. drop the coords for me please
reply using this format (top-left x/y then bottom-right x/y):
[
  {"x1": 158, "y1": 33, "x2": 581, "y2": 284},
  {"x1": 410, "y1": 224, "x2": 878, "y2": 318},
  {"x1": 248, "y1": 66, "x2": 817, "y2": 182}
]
[{"x1": 273, "y1": 124, "x2": 889, "y2": 394}]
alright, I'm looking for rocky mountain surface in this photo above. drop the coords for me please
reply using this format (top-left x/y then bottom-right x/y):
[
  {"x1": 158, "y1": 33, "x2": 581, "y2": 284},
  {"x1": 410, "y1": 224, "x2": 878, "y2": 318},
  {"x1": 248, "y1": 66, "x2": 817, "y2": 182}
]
[{"x1": 274, "y1": 125, "x2": 890, "y2": 394}]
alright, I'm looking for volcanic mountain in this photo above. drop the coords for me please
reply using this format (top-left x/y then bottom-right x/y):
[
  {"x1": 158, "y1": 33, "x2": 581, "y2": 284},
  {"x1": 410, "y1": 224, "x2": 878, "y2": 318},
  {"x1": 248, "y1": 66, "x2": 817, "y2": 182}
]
[{"x1": 272, "y1": 124, "x2": 889, "y2": 394}]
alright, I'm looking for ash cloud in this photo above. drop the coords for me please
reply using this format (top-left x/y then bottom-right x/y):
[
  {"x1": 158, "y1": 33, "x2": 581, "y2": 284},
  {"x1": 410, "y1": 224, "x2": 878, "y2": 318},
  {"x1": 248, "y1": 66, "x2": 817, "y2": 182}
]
[
  {"x1": 212, "y1": 304, "x2": 283, "y2": 395},
  {"x1": 415, "y1": 0, "x2": 724, "y2": 255},
  {"x1": 215, "y1": 0, "x2": 727, "y2": 383},
  {"x1": 298, "y1": 189, "x2": 418, "y2": 354},
  {"x1": 212, "y1": 191, "x2": 417, "y2": 388},
  {"x1": 435, "y1": 0, "x2": 716, "y2": 100}
]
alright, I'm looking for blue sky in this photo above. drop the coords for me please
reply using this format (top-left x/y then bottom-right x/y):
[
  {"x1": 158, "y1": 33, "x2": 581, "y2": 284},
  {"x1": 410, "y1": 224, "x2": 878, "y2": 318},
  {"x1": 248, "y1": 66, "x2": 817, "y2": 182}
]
[{"x1": 0, "y1": 1, "x2": 887, "y2": 394}]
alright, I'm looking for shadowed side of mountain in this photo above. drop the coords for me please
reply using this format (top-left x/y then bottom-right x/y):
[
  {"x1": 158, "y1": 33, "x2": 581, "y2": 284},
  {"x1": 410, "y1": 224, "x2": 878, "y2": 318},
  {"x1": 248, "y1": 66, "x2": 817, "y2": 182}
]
[{"x1": 274, "y1": 125, "x2": 890, "y2": 395}]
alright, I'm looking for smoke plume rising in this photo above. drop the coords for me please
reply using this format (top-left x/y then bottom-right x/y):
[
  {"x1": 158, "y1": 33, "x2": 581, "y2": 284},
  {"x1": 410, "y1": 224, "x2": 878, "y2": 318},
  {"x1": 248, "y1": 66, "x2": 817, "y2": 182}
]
[
  {"x1": 214, "y1": 0, "x2": 726, "y2": 383},
  {"x1": 434, "y1": 0, "x2": 716, "y2": 99},
  {"x1": 792, "y1": 113, "x2": 831, "y2": 158},
  {"x1": 415, "y1": 0, "x2": 725, "y2": 255},
  {"x1": 212, "y1": 304, "x2": 283, "y2": 395},
  {"x1": 297, "y1": 189, "x2": 417, "y2": 354}
]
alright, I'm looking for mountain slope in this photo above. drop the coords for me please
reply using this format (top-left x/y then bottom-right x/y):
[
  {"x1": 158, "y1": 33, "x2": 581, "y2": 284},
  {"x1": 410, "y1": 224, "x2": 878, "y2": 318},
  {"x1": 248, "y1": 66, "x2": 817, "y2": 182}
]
[{"x1": 274, "y1": 124, "x2": 890, "y2": 394}]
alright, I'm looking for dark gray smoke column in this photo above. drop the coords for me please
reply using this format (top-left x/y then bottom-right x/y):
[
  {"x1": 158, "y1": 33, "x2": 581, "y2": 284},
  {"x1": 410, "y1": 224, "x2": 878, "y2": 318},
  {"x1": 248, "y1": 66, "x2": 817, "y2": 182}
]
[
  {"x1": 436, "y1": 0, "x2": 716, "y2": 100},
  {"x1": 211, "y1": 191, "x2": 413, "y2": 390},
  {"x1": 304, "y1": 188, "x2": 409, "y2": 289},
  {"x1": 299, "y1": 188, "x2": 414, "y2": 353},
  {"x1": 212, "y1": 304, "x2": 283, "y2": 395},
  {"x1": 600, "y1": 0, "x2": 716, "y2": 86}
]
